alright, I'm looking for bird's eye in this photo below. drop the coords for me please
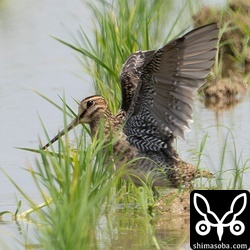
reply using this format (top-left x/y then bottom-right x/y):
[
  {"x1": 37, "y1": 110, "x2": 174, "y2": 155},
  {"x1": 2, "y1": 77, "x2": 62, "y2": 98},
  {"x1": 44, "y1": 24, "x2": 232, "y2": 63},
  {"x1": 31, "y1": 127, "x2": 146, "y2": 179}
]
[{"x1": 86, "y1": 100, "x2": 94, "y2": 107}]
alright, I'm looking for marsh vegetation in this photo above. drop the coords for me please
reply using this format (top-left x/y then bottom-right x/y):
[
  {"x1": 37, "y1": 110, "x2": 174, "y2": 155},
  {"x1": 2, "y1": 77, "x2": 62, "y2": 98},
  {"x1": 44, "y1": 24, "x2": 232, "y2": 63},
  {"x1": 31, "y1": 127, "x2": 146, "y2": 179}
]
[{"x1": 1, "y1": 0, "x2": 250, "y2": 249}]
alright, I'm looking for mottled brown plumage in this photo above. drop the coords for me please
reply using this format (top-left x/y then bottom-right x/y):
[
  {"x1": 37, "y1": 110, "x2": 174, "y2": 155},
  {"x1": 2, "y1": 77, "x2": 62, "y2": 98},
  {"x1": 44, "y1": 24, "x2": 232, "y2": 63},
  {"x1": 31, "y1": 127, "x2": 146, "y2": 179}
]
[{"x1": 43, "y1": 23, "x2": 219, "y2": 192}]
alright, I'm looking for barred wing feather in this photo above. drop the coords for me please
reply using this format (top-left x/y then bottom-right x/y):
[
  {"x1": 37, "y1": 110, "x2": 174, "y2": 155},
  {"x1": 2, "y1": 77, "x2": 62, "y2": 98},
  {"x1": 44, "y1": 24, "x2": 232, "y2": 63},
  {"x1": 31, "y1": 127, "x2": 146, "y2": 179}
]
[
  {"x1": 124, "y1": 23, "x2": 219, "y2": 153},
  {"x1": 120, "y1": 50, "x2": 155, "y2": 112}
]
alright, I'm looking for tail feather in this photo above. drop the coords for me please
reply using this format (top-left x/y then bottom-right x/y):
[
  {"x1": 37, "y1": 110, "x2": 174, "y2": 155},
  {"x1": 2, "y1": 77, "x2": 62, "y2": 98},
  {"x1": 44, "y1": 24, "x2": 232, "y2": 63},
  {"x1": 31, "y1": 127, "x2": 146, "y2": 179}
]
[{"x1": 197, "y1": 169, "x2": 214, "y2": 179}]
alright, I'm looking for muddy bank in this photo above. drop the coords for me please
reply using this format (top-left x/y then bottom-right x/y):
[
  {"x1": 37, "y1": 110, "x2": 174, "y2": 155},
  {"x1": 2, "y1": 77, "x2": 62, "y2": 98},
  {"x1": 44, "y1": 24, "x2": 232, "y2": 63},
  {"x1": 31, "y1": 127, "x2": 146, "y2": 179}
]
[{"x1": 200, "y1": 72, "x2": 248, "y2": 111}]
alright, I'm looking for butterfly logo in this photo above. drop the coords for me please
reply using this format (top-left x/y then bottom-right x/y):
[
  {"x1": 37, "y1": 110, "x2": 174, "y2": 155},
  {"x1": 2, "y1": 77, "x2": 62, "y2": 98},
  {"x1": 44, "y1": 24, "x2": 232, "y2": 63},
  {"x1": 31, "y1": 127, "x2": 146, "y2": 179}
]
[{"x1": 193, "y1": 193, "x2": 247, "y2": 241}]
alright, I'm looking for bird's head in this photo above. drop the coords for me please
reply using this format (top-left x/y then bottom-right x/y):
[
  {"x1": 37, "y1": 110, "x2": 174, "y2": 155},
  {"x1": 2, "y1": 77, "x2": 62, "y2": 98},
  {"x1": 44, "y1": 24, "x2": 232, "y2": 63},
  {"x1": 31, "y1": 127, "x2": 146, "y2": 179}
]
[
  {"x1": 77, "y1": 95, "x2": 108, "y2": 124},
  {"x1": 42, "y1": 95, "x2": 108, "y2": 149}
]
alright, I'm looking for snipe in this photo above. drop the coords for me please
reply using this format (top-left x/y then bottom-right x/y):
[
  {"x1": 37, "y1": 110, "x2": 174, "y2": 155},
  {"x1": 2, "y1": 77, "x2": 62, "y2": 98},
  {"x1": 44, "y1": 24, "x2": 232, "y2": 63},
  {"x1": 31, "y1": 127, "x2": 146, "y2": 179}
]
[{"x1": 43, "y1": 23, "x2": 219, "y2": 193}]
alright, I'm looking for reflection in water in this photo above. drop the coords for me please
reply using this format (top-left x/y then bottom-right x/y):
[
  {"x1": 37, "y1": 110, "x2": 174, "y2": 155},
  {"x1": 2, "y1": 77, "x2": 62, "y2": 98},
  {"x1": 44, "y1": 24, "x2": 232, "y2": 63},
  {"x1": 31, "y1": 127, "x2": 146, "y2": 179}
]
[
  {"x1": 155, "y1": 215, "x2": 190, "y2": 249},
  {"x1": 97, "y1": 204, "x2": 190, "y2": 250}
]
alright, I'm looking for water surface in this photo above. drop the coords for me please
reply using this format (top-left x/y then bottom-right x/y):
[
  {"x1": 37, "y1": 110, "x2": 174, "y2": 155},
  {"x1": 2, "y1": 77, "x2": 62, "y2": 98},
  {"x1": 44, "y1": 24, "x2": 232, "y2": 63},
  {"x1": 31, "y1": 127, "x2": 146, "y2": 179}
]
[
  {"x1": 0, "y1": 0, "x2": 93, "y2": 247},
  {"x1": 0, "y1": 0, "x2": 249, "y2": 249}
]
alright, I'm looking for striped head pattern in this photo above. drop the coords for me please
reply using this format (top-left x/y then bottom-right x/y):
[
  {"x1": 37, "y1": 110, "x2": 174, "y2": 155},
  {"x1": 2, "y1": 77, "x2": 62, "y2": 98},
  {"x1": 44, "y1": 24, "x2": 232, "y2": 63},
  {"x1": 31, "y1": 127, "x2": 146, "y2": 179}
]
[{"x1": 42, "y1": 95, "x2": 108, "y2": 149}]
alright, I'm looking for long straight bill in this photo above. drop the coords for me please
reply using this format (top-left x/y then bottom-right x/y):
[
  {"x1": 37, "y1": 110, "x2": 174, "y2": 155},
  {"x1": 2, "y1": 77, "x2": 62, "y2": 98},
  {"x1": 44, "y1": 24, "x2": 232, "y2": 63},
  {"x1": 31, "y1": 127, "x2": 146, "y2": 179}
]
[{"x1": 42, "y1": 118, "x2": 79, "y2": 150}]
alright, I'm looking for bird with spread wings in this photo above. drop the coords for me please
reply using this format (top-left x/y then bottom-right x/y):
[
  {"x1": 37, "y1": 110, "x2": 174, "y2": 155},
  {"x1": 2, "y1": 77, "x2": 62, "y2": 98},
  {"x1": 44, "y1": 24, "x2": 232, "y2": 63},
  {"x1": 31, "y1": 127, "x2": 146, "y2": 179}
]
[{"x1": 43, "y1": 23, "x2": 219, "y2": 193}]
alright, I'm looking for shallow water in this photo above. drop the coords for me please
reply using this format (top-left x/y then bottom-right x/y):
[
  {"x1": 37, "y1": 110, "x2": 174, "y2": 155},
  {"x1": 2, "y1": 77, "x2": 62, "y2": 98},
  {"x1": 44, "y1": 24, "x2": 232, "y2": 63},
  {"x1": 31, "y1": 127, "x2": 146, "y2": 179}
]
[
  {"x1": 0, "y1": 0, "x2": 249, "y2": 249},
  {"x1": 0, "y1": 0, "x2": 93, "y2": 247},
  {"x1": 0, "y1": 0, "x2": 93, "y2": 201},
  {"x1": 179, "y1": 93, "x2": 250, "y2": 187}
]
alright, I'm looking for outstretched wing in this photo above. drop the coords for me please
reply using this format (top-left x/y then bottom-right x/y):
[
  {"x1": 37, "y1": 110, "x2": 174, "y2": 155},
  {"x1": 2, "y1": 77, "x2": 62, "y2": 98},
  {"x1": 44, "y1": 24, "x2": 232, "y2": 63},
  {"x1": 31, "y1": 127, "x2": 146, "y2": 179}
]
[
  {"x1": 124, "y1": 23, "x2": 219, "y2": 153},
  {"x1": 120, "y1": 50, "x2": 155, "y2": 112}
]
